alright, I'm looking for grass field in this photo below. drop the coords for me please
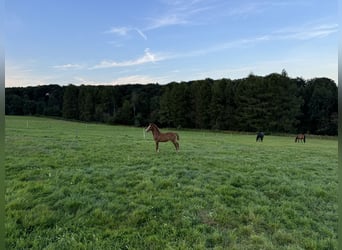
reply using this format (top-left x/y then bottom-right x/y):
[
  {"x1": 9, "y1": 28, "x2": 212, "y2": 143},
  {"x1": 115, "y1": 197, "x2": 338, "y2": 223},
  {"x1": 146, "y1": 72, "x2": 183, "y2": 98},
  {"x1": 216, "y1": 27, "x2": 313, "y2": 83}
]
[{"x1": 5, "y1": 116, "x2": 337, "y2": 249}]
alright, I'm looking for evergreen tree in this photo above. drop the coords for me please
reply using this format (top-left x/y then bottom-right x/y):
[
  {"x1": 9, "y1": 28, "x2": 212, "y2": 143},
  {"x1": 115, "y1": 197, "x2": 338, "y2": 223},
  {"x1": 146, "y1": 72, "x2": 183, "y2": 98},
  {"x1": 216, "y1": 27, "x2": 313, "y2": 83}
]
[
  {"x1": 169, "y1": 82, "x2": 190, "y2": 128},
  {"x1": 263, "y1": 73, "x2": 301, "y2": 133},
  {"x1": 192, "y1": 79, "x2": 212, "y2": 129},
  {"x1": 234, "y1": 76, "x2": 265, "y2": 132},
  {"x1": 210, "y1": 79, "x2": 227, "y2": 129},
  {"x1": 62, "y1": 85, "x2": 79, "y2": 119},
  {"x1": 116, "y1": 99, "x2": 133, "y2": 125},
  {"x1": 305, "y1": 78, "x2": 337, "y2": 135},
  {"x1": 78, "y1": 86, "x2": 95, "y2": 122},
  {"x1": 223, "y1": 79, "x2": 238, "y2": 130},
  {"x1": 158, "y1": 86, "x2": 172, "y2": 127}
]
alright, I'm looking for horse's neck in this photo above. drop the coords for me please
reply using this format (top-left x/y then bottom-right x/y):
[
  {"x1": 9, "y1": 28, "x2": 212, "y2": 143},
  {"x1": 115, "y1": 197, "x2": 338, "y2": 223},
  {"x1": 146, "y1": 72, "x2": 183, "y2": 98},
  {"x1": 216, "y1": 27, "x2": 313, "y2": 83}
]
[{"x1": 151, "y1": 126, "x2": 160, "y2": 138}]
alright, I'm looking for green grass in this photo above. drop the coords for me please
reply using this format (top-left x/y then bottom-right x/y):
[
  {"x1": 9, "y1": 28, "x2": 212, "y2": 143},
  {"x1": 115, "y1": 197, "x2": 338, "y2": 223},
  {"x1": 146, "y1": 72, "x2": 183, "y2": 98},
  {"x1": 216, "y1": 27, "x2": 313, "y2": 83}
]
[{"x1": 5, "y1": 116, "x2": 337, "y2": 249}]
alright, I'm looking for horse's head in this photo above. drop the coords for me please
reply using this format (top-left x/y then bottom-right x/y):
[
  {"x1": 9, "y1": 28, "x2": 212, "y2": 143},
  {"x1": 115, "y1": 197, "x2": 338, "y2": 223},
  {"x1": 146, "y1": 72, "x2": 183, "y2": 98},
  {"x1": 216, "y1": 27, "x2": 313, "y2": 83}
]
[{"x1": 145, "y1": 123, "x2": 153, "y2": 132}]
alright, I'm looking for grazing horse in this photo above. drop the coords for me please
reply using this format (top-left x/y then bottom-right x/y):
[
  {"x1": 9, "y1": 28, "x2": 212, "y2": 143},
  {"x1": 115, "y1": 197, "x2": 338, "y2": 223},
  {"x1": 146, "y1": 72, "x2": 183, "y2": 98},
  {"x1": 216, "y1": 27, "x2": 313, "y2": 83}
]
[
  {"x1": 256, "y1": 132, "x2": 264, "y2": 142},
  {"x1": 145, "y1": 123, "x2": 180, "y2": 152},
  {"x1": 295, "y1": 134, "x2": 306, "y2": 143}
]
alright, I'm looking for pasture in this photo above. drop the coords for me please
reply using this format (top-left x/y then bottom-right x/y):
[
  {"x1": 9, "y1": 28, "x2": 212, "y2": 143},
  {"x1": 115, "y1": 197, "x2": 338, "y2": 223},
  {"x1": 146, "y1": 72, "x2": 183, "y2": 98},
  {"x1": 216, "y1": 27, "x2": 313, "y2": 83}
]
[{"x1": 5, "y1": 116, "x2": 337, "y2": 249}]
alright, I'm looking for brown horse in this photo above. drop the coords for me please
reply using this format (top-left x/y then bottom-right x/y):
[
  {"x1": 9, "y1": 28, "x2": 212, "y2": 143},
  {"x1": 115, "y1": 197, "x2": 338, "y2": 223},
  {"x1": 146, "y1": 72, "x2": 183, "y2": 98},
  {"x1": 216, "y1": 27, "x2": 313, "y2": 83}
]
[
  {"x1": 295, "y1": 134, "x2": 306, "y2": 143},
  {"x1": 145, "y1": 123, "x2": 179, "y2": 152}
]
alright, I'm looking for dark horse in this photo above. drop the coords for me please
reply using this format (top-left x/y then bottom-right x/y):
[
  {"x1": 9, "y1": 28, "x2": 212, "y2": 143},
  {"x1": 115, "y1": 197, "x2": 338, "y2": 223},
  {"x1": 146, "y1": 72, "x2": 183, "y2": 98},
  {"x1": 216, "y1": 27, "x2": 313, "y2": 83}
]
[
  {"x1": 256, "y1": 132, "x2": 264, "y2": 142},
  {"x1": 295, "y1": 134, "x2": 306, "y2": 143},
  {"x1": 145, "y1": 123, "x2": 180, "y2": 152}
]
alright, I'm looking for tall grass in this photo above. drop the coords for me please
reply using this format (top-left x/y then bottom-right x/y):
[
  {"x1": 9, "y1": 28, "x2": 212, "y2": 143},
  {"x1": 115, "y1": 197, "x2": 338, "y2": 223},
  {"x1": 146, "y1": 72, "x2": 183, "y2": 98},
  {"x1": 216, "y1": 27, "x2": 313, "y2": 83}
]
[{"x1": 5, "y1": 116, "x2": 337, "y2": 249}]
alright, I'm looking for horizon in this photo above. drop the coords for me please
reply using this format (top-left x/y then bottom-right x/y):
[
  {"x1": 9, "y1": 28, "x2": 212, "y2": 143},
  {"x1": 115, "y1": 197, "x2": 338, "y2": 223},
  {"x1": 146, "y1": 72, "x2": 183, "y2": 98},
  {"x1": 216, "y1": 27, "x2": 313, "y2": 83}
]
[{"x1": 5, "y1": 0, "x2": 338, "y2": 87}]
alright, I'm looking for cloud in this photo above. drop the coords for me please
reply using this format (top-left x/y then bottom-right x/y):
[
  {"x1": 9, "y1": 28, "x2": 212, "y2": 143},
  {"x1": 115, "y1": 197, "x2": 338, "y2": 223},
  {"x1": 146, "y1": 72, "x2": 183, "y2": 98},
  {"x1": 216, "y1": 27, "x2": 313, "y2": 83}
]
[
  {"x1": 274, "y1": 23, "x2": 338, "y2": 40},
  {"x1": 105, "y1": 26, "x2": 131, "y2": 36},
  {"x1": 135, "y1": 28, "x2": 147, "y2": 40},
  {"x1": 149, "y1": 21, "x2": 337, "y2": 66},
  {"x1": 185, "y1": 22, "x2": 338, "y2": 56},
  {"x1": 53, "y1": 64, "x2": 83, "y2": 70},
  {"x1": 146, "y1": 15, "x2": 189, "y2": 30},
  {"x1": 105, "y1": 26, "x2": 148, "y2": 40},
  {"x1": 56, "y1": 21, "x2": 339, "y2": 75},
  {"x1": 91, "y1": 48, "x2": 163, "y2": 69},
  {"x1": 5, "y1": 64, "x2": 55, "y2": 87},
  {"x1": 145, "y1": 0, "x2": 214, "y2": 30},
  {"x1": 110, "y1": 75, "x2": 159, "y2": 85},
  {"x1": 73, "y1": 75, "x2": 160, "y2": 86}
]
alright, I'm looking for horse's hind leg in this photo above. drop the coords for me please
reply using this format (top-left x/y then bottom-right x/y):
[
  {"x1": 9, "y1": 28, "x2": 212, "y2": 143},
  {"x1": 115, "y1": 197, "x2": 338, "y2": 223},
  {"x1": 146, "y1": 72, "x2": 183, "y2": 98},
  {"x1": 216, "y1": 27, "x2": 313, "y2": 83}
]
[{"x1": 172, "y1": 141, "x2": 179, "y2": 151}]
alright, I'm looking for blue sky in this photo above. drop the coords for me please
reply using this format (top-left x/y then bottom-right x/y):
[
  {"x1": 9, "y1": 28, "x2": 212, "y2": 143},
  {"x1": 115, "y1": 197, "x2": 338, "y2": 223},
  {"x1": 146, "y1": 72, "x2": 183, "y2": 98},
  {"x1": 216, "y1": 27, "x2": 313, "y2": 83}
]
[{"x1": 5, "y1": 0, "x2": 338, "y2": 87}]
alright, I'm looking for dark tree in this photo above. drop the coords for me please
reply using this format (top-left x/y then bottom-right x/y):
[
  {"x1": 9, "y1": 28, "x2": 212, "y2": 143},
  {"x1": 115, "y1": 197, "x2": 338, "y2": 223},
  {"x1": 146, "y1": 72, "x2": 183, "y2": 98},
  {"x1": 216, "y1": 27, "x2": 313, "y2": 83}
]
[
  {"x1": 62, "y1": 85, "x2": 79, "y2": 119},
  {"x1": 191, "y1": 79, "x2": 212, "y2": 129},
  {"x1": 210, "y1": 79, "x2": 227, "y2": 130},
  {"x1": 304, "y1": 78, "x2": 337, "y2": 135},
  {"x1": 78, "y1": 85, "x2": 95, "y2": 122},
  {"x1": 5, "y1": 73, "x2": 337, "y2": 135},
  {"x1": 158, "y1": 85, "x2": 172, "y2": 127}
]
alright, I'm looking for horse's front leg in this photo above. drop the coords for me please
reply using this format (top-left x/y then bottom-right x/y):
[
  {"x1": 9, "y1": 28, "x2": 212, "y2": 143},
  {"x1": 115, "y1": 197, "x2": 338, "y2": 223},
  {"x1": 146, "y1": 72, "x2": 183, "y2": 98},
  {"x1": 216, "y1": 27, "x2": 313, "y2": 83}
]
[{"x1": 155, "y1": 142, "x2": 159, "y2": 152}]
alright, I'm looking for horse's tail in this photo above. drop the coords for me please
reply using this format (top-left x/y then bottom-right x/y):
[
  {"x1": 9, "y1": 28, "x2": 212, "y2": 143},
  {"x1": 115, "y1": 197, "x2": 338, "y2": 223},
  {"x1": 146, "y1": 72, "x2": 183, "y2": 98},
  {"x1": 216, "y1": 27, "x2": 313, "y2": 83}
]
[
  {"x1": 303, "y1": 135, "x2": 306, "y2": 143},
  {"x1": 176, "y1": 133, "x2": 179, "y2": 141},
  {"x1": 295, "y1": 136, "x2": 297, "y2": 142}
]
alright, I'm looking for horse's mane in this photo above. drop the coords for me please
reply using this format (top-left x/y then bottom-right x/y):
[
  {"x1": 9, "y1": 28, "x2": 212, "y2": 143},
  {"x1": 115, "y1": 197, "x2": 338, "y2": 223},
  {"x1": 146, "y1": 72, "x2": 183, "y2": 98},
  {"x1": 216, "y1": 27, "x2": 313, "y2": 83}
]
[{"x1": 150, "y1": 123, "x2": 160, "y2": 133}]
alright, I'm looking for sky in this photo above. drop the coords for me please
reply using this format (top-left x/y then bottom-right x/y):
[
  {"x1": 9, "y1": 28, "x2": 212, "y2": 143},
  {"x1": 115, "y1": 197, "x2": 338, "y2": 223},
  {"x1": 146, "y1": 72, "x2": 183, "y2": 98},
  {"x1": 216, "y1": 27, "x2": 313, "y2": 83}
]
[{"x1": 5, "y1": 0, "x2": 338, "y2": 87}]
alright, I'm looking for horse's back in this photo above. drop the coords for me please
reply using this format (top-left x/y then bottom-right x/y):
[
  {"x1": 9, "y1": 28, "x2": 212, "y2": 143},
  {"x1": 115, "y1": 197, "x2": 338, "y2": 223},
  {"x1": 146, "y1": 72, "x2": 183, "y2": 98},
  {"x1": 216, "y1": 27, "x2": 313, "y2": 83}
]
[
  {"x1": 168, "y1": 132, "x2": 179, "y2": 141},
  {"x1": 157, "y1": 132, "x2": 178, "y2": 142}
]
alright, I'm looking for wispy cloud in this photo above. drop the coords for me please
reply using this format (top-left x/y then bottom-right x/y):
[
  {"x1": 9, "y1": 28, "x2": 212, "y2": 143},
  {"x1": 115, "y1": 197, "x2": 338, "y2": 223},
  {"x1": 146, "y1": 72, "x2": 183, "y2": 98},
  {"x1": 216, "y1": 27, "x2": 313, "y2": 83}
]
[
  {"x1": 146, "y1": 15, "x2": 189, "y2": 30},
  {"x1": 91, "y1": 48, "x2": 163, "y2": 69},
  {"x1": 154, "y1": 22, "x2": 338, "y2": 62},
  {"x1": 5, "y1": 63, "x2": 55, "y2": 87},
  {"x1": 161, "y1": 35, "x2": 272, "y2": 60},
  {"x1": 86, "y1": 21, "x2": 340, "y2": 72},
  {"x1": 110, "y1": 75, "x2": 159, "y2": 85},
  {"x1": 146, "y1": 1, "x2": 303, "y2": 29},
  {"x1": 219, "y1": 1, "x2": 311, "y2": 19},
  {"x1": 135, "y1": 28, "x2": 147, "y2": 40},
  {"x1": 73, "y1": 75, "x2": 160, "y2": 86},
  {"x1": 105, "y1": 26, "x2": 131, "y2": 36},
  {"x1": 274, "y1": 23, "x2": 338, "y2": 40},
  {"x1": 105, "y1": 26, "x2": 148, "y2": 40},
  {"x1": 53, "y1": 64, "x2": 83, "y2": 70},
  {"x1": 145, "y1": 0, "x2": 214, "y2": 30}
]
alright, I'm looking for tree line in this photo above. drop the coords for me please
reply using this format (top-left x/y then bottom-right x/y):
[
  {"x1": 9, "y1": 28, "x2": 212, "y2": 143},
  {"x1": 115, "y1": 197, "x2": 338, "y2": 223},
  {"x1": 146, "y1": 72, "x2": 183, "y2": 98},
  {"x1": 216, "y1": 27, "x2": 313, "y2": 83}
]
[{"x1": 5, "y1": 71, "x2": 338, "y2": 135}]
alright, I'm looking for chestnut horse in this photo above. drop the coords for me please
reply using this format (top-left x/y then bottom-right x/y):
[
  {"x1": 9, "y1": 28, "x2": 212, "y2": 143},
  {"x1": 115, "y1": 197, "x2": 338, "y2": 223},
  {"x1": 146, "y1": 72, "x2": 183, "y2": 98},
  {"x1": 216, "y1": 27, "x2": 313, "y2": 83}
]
[
  {"x1": 145, "y1": 123, "x2": 179, "y2": 152},
  {"x1": 295, "y1": 134, "x2": 306, "y2": 143}
]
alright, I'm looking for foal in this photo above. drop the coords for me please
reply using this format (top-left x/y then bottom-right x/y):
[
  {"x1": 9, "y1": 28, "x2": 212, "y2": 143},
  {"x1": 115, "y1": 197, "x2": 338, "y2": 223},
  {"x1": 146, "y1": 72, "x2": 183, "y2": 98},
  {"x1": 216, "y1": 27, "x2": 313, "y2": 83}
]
[{"x1": 145, "y1": 123, "x2": 179, "y2": 152}]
